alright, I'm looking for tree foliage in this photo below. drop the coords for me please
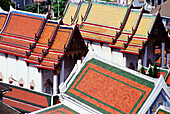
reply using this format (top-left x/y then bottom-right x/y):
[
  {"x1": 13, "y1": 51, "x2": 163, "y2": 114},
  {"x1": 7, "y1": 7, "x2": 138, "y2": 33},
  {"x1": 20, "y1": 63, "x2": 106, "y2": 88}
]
[
  {"x1": 23, "y1": 4, "x2": 47, "y2": 14},
  {"x1": 152, "y1": 63, "x2": 158, "y2": 78},
  {"x1": 0, "y1": 0, "x2": 10, "y2": 11},
  {"x1": 52, "y1": 0, "x2": 67, "y2": 19},
  {"x1": 148, "y1": 66, "x2": 153, "y2": 77},
  {"x1": 147, "y1": 64, "x2": 158, "y2": 78},
  {"x1": 140, "y1": 66, "x2": 145, "y2": 74}
]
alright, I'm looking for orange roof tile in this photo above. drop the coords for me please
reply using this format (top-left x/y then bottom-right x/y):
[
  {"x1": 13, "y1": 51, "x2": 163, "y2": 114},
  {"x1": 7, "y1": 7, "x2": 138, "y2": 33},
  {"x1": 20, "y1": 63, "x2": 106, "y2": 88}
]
[
  {"x1": 3, "y1": 97, "x2": 41, "y2": 113},
  {"x1": 1, "y1": 11, "x2": 45, "y2": 41},
  {"x1": 50, "y1": 27, "x2": 73, "y2": 52},
  {"x1": 0, "y1": 45, "x2": 27, "y2": 58},
  {"x1": 38, "y1": 21, "x2": 58, "y2": 46},
  {"x1": 65, "y1": 58, "x2": 154, "y2": 113},
  {"x1": 0, "y1": 13, "x2": 7, "y2": 31},
  {"x1": 0, "y1": 37, "x2": 32, "y2": 50}
]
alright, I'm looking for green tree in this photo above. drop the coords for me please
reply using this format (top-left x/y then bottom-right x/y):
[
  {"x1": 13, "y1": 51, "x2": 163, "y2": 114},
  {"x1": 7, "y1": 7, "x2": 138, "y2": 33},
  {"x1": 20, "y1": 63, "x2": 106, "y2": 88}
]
[
  {"x1": 23, "y1": 4, "x2": 47, "y2": 14},
  {"x1": 140, "y1": 66, "x2": 145, "y2": 74},
  {"x1": 152, "y1": 63, "x2": 158, "y2": 78},
  {"x1": 0, "y1": 0, "x2": 10, "y2": 11},
  {"x1": 52, "y1": 0, "x2": 67, "y2": 19},
  {"x1": 148, "y1": 66, "x2": 153, "y2": 77}
]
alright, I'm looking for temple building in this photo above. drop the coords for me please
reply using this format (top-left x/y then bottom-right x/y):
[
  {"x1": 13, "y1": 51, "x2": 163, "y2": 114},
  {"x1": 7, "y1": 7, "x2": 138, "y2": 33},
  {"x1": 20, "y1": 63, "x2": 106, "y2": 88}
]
[
  {"x1": 0, "y1": 0, "x2": 169, "y2": 113},
  {"x1": 32, "y1": 51, "x2": 170, "y2": 114},
  {"x1": 62, "y1": 0, "x2": 169, "y2": 71}
]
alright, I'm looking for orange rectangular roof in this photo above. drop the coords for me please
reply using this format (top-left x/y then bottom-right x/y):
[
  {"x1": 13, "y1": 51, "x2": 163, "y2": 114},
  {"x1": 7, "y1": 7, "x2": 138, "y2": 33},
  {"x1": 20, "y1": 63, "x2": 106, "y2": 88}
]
[
  {"x1": 50, "y1": 27, "x2": 73, "y2": 52},
  {"x1": 1, "y1": 9, "x2": 46, "y2": 41}
]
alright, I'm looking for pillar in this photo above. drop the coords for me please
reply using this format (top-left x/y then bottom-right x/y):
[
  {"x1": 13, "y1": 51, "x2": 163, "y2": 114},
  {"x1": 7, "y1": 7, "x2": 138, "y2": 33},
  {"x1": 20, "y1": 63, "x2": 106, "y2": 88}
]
[
  {"x1": 167, "y1": 54, "x2": 169, "y2": 68},
  {"x1": 60, "y1": 60, "x2": 65, "y2": 84},
  {"x1": 53, "y1": 73, "x2": 59, "y2": 95},
  {"x1": 161, "y1": 42, "x2": 165, "y2": 67},
  {"x1": 143, "y1": 46, "x2": 147, "y2": 67}
]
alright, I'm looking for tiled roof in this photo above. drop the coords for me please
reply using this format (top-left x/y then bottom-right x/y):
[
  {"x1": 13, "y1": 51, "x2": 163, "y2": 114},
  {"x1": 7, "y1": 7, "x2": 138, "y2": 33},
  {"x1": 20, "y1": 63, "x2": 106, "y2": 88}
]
[
  {"x1": 38, "y1": 20, "x2": 58, "y2": 46},
  {"x1": 133, "y1": 14, "x2": 156, "y2": 38},
  {"x1": 72, "y1": 2, "x2": 89, "y2": 25},
  {"x1": 0, "y1": 13, "x2": 7, "y2": 32},
  {"x1": 35, "y1": 25, "x2": 74, "y2": 70},
  {"x1": 3, "y1": 83, "x2": 52, "y2": 113},
  {"x1": 0, "y1": 37, "x2": 32, "y2": 51},
  {"x1": 0, "y1": 7, "x2": 46, "y2": 42},
  {"x1": 84, "y1": 2, "x2": 129, "y2": 28},
  {"x1": 122, "y1": 10, "x2": 141, "y2": 34},
  {"x1": 34, "y1": 103, "x2": 79, "y2": 114},
  {"x1": 79, "y1": 1, "x2": 130, "y2": 44},
  {"x1": 24, "y1": 20, "x2": 59, "y2": 64},
  {"x1": 62, "y1": 2, "x2": 79, "y2": 25},
  {"x1": 120, "y1": 13, "x2": 157, "y2": 55},
  {"x1": 50, "y1": 26, "x2": 73, "y2": 52},
  {"x1": 65, "y1": 58, "x2": 154, "y2": 114},
  {"x1": 0, "y1": 45, "x2": 27, "y2": 58}
]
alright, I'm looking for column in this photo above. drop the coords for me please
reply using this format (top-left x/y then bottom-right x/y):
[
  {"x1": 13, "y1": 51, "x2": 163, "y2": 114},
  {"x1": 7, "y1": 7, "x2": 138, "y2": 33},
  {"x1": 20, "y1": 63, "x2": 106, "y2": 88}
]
[
  {"x1": 53, "y1": 74, "x2": 58, "y2": 95},
  {"x1": 167, "y1": 54, "x2": 169, "y2": 68},
  {"x1": 143, "y1": 46, "x2": 147, "y2": 67},
  {"x1": 161, "y1": 42, "x2": 165, "y2": 67},
  {"x1": 60, "y1": 60, "x2": 65, "y2": 84}
]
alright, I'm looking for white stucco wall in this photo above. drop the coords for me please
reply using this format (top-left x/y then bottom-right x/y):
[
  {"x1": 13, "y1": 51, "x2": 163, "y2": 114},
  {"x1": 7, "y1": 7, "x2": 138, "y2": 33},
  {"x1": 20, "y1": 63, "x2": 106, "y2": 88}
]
[
  {"x1": 0, "y1": 53, "x2": 7, "y2": 82},
  {"x1": 7, "y1": 55, "x2": 18, "y2": 86}
]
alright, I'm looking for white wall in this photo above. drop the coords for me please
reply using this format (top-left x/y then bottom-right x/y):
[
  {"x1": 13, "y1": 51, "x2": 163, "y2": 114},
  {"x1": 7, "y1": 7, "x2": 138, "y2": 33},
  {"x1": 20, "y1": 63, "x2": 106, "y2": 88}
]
[{"x1": 0, "y1": 53, "x2": 7, "y2": 82}]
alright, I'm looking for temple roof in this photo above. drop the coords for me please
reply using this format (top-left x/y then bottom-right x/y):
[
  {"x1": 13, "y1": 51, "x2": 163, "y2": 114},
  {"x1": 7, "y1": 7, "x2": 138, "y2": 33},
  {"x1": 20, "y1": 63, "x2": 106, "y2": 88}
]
[
  {"x1": 33, "y1": 103, "x2": 79, "y2": 114},
  {"x1": 3, "y1": 83, "x2": 52, "y2": 113},
  {"x1": 62, "y1": 1, "x2": 79, "y2": 25},
  {"x1": 63, "y1": 53, "x2": 157, "y2": 113},
  {"x1": 72, "y1": 1, "x2": 89, "y2": 25},
  {"x1": 0, "y1": 6, "x2": 46, "y2": 42},
  {"x1": 24, "y1": 20, "x2": 59, "y2": 64},
  {"x1": 59, "y1": 51, "x2": 170, "y2": 113},
  {"x1": 35, "y1": 25, "x2": 75, "y2": 70},
  {"x1": 0, "y1": 7, "x2": 8, "y2": 32}
]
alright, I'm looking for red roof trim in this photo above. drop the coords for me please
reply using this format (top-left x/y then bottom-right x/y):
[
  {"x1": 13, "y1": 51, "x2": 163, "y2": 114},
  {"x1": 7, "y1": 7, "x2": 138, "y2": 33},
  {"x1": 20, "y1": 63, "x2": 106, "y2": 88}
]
[
  {"x1": 121, "y1": 32, "x2": 133, "y2": 35},
  {"x1": 83, "y1": 22, "x2": 121, "y2": 30},
  {"x1": 120, "y1": 50, "x2": 140, "y2": 55},
  {"x1": 23, "y1": 59, "x2": 39, "y2": 64},
  {"x1": 48, "y1": 50, "x2": 65, "y2": 55},
  {"x1": 34, "y1": 65, "x2": 55, "y2": 70},
  {"x1": 128, "y1": 44, "x2": 143, "y2": 48},
  {"x1": 0, "y1": 50, "x2": 27, "y2": 58},
  {"x1": 83, "y1": 37, "x2": 113, "y2": 44},
  {"x1": 133, "y1": 36, "x2": 148, "y2": 40},
  {"x1": 36, "y1": 44, "x2": 49, "y2": 48},
  {"x1": 0, "y1": 34, "x2": 36, "y2": 43},
  {"x1": 109, "y1": 45, "x2": 124, "y2": 49}
]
